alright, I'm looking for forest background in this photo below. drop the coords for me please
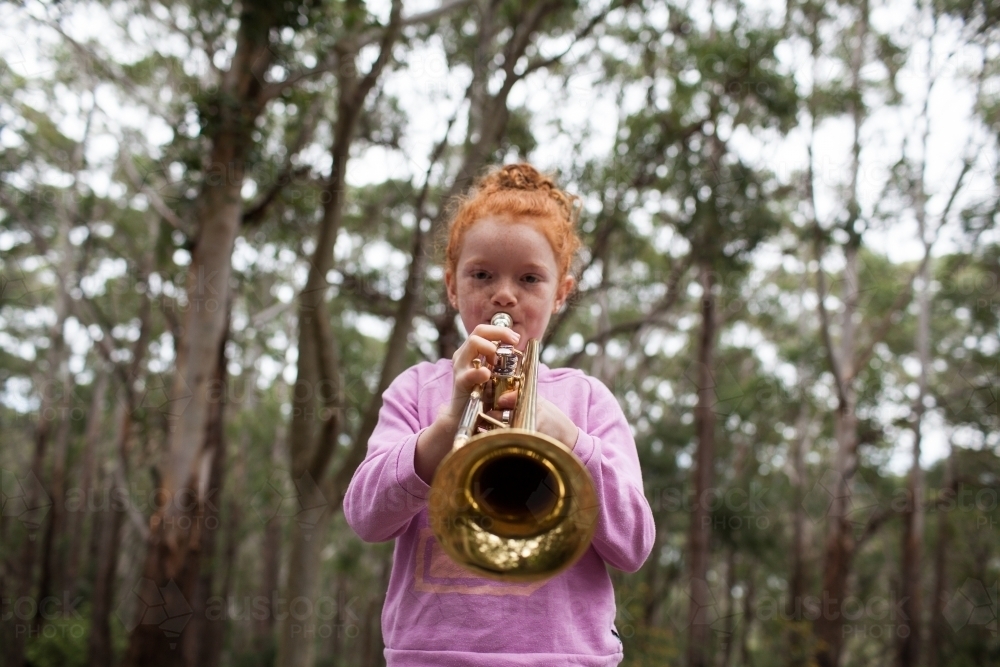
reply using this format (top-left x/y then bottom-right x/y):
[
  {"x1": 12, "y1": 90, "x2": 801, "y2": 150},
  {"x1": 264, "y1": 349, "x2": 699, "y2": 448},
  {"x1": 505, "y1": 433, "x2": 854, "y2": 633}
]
[{"x1": 0, "y1": 0, "x2": 998, "y2": 666}]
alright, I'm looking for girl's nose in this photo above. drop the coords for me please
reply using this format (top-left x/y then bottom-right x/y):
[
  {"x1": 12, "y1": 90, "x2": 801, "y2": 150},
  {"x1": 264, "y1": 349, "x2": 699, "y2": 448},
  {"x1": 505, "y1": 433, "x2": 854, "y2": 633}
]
[{"x1": 491, "y1": 279, "x2": 517, "y2": 306}]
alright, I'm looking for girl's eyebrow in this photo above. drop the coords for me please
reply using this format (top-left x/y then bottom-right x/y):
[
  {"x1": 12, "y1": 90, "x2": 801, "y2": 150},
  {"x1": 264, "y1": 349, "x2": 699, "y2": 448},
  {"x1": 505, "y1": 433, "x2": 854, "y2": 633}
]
[
  {"x1": 521, "y1": 262, "x2": 551, "y2": 273},
  {"x1": 461, "y1": 257, "x2": 493, "y2": 269},
  {"x1": 462, "y1": 257, "x2": 551, "y2": 275}
]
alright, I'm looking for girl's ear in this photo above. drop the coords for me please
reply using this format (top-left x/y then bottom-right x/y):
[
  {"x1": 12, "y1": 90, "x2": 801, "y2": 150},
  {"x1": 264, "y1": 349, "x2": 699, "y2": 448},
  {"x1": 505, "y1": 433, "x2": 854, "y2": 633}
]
[
  {"x1": 553, "y1": 274, "x2": 575, "y2": 313},
  {"x1": 445, "y1": 269, "x2": 458, "y2": 309}
]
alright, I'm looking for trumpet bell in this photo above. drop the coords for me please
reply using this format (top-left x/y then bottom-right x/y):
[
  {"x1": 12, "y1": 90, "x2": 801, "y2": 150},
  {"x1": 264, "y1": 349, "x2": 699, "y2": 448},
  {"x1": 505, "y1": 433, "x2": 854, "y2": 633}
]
[{"x1": 429, "y1": 428, "x2": 598, "y2": 583}]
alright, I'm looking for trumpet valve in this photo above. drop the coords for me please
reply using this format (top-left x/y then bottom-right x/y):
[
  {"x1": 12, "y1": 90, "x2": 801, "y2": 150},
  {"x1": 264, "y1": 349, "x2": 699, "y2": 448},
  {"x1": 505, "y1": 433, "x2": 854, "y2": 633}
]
[{"x1": 494, "y1": 346, "x2": 517, "y2": 376}]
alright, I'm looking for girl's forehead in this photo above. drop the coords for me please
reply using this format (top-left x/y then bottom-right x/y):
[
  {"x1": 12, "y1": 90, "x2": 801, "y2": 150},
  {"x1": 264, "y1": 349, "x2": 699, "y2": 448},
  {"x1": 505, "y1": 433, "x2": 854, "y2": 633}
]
[
  {"x1": 459, "y1": 218, "x2": 557, "y2": 266},
  {"x1": 462, "y1": 216, "x2": 551, "y2": 248}
]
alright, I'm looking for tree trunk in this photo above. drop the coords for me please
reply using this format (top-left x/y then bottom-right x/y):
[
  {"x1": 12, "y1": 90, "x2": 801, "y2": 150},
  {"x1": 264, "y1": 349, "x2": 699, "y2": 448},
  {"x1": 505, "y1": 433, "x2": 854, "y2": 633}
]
[
  {"x1": 185, "y1": 330, "x2": 229, "y2": 667},
  {"x1": 123, "y1": 299, "x2": 231, "y2": 667},
  {"x1": 787, "y1": 406, "x2": 811, "y2": 665},
  {"x1": 66, "y1": 366, "x2": 109, "y2": 597},
  {"x1": 719, "y1": 548, "x2": 736, "y2": 667},
  {"x1": 10, "y1": 184, "x2": 76, "y2": 664},
  {"x1": 813, "y1": 4, "x2": 867, "y2": 659},
  {"x1": 927, "y1": 442, "x2": 955, "y2": 667},
  {"x1": 739, "y1": 569, "x2": 755, "y2": 667},
  {"x1": 898, "y1": 63, "x2": 934, "y2": 667},
  {"x1": 277, "y1": 12, "x2": 403, "y2": 665},
  {"x1": 204, "y1": 420, "x2": 245, "y2": 667},
  {"x1": 787, "y1": 285, "x2": 813, "y2": 666},
  {"x1": 898, "y1": 226, "x2": 930, "y2": 667},
  {"x1": 37, "y1": 368, "x2": 74, "y2": 620},
  {"x1": 687, "y1": 263, "x2": 718, "y2": 667},
  {"x1": 434, "y1": 304, "x2": 463, "y2": 360},
  {"x1": 277, "y1": 74, "x2": 359, "y2": 667},
  {"x1": 121, "y1": 3, "x2": 277, "y2": 663},
  {"x1": 28, "y1": 95, "x2": 101, "y2": 655},
  {"x1": 814, "y1": 240, "x2": 861, "y2": 667},
  {"x1": 87, "y1": 402, "x2": 131, "y2": 667},
  {"x1": 256, "y1": 431, "x2": 283, "y2": 648},
  {"x1": 277, "y1": 513, "x2": 332, "y2": 667},
  {"x1": 643, "y1": 518, "x2": 665, "y2": 626}
]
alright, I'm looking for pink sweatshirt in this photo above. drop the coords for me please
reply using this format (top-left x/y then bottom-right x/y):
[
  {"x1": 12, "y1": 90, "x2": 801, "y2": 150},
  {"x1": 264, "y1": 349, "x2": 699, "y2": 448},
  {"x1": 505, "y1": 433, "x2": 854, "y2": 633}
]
[{"x1": 344, "y1": 359, "x2": 656, "y2": 666}]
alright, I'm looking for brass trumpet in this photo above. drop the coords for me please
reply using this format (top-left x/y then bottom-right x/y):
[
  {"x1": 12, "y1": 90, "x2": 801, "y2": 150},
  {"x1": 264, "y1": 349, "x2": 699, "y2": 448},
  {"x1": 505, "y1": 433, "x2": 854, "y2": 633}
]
[{"x1": 428, "y1": 313, "x2": 598, "y2": 582}]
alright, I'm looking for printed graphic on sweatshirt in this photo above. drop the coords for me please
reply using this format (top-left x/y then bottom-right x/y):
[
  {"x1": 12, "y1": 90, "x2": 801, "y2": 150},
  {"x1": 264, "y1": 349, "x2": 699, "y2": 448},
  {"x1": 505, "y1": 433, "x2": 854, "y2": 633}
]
[{"x1": 412, "y1": 527, "x2": 547, "y2": 596}]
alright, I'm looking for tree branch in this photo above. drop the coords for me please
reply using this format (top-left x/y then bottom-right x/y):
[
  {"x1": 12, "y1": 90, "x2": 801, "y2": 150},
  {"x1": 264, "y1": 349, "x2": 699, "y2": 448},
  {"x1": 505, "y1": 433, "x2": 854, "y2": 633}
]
[
  {"x1": 118, "y1": 146, "x2": 191, "y2": 237},
  {"x1": 261, "y1": 0, "x2": 471, "y2": 102},
  {"x1": 564, "y1": 252, "x2": 693, "y2": 367},
  {"x1": 522, "y1": 5, "x2": 608, "y2": 77},
  {"x1": 243, "y1": 93, "x2": 325, "y2": 226},
  {"x1": 813, "y1": 228, "x2": 849, "y2": 409}
]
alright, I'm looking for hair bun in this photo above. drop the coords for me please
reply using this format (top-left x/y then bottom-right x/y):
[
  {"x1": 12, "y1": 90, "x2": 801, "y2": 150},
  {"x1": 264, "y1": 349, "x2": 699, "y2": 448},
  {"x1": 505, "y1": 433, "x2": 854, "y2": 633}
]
[
  {"x1": 480, "y1": 163, "x2": 577, "y2": 224},
  {"x1": 485, "y1": 163, "x2": 550, "y2": 192}
]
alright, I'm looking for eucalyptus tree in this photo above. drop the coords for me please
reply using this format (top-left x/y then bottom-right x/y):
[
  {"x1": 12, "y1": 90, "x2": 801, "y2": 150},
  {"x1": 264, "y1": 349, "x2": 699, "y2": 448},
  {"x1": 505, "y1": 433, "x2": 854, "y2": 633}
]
[
  {"x1": 0, "y1": 22, "x2": 180, "y2": 663},
  {"x1": 785, "y1": 0, "x2": 918, "y2": 662},
  {"x1": 784, "y1": 0, "x2": 999, "y2": 661},
  {"x1": 4, "y1": 0, "x2": 463, "y2": 665},
  {"x1": 602, "y1": 5, "x2": 798, "y2": 665},
  {"x1": 926, "y1": 246, "x2": 1000, "y2": 666}
]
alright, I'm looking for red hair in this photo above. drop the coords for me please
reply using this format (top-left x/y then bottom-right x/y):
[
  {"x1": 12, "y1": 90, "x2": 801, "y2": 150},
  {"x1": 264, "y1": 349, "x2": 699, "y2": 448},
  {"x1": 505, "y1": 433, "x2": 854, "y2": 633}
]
[{"x1": 445, "y1": 163, "x2": 582, "y2": 280}]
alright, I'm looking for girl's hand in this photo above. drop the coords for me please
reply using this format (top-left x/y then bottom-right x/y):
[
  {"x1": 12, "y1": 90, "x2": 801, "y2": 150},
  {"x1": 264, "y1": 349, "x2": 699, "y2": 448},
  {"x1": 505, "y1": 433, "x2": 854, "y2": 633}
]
[
  {"x1": 416, "y1": 324, "x2": 521, "y2": 485},
  {"x1": 492, "y1": 389, "x2": 579, "y2": 450},
  {"x1": 445, "y1": 323, "x2": 521, "y2": 421}
]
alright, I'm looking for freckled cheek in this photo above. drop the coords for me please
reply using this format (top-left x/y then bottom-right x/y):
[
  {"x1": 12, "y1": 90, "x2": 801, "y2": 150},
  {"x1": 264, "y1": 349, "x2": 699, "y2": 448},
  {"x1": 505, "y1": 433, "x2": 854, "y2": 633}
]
[{"x1": 462, "y1": 287, "x2": 488, "y2": 304}]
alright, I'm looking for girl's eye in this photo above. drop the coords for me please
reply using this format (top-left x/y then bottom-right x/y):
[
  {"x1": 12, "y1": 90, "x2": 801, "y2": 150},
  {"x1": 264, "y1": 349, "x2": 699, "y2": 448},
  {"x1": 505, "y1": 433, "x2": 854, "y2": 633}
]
[
  {"x1": 471, "y1": 271, "x2": 490, "y2": 280},
  {"x1": 523, "y1": 275, "x2": 541, "y2": 284}
]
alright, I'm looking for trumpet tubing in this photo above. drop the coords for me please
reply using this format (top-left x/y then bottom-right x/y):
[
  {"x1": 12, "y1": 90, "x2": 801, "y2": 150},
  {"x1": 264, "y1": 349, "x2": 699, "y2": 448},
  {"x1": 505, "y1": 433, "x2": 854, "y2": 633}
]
[{"x1": 428, "y1": 313, "x2": 598, "y2": 583}]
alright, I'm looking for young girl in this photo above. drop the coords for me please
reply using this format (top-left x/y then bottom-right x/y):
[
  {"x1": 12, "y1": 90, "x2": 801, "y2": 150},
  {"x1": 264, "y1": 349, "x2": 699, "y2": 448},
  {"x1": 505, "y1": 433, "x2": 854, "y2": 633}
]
[{"x1": 344, "y1": 163, "x2": 656, "y2": 666}]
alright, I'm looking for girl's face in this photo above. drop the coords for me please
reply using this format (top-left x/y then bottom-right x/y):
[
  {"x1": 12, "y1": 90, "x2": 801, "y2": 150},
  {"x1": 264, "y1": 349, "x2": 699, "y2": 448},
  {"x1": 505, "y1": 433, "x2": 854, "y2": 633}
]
[{"x1": 445, "y1": 217, "x2": 574, "y2": 349}]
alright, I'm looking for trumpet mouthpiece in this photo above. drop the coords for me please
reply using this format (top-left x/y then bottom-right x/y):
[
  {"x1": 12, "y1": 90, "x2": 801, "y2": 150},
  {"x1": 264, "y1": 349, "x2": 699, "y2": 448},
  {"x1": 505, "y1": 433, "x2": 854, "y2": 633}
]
[{"x1": 491, "y1": 312, "x2": 513, "y2": 328}]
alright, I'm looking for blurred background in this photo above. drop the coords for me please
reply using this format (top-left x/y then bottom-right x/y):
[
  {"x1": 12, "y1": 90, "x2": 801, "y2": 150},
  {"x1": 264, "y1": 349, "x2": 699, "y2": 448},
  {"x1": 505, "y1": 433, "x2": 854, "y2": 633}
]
[{"x1": 0, "y1": 0, "x2": 997, "y2": 666}]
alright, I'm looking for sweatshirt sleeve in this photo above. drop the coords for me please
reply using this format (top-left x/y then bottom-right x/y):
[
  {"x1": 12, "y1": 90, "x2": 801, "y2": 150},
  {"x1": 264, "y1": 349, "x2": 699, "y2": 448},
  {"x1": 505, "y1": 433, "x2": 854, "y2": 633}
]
[
  {"x1": 572, "y1": 377, "x2": 656, "y2": 573},
  {"x1": 343, "y1": 366, "x2": 434, "y2": 543}
]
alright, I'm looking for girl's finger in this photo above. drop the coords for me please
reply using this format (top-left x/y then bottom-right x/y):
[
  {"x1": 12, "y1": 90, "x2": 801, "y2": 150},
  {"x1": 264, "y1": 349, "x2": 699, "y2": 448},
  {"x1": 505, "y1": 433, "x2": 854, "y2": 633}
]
[
  {"x1": 469, "y1": 324, "x2": 520, "y2": 346},
  {"x1": 495, "y1": 389, "x2": 518, "y2": 409},
  {"x1": 455, "y1": 365, "x2": 491, "y2": 392},
  {"x1": 453, "y1": 334, "x2": 499, "y2": 368}
]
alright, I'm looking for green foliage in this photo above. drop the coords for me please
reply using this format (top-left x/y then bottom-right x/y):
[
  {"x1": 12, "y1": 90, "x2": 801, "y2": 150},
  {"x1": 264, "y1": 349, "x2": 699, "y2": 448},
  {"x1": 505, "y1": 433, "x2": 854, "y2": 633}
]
[{"x1": 24, "y1": 616, "x2": 91, "y2": 667}]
